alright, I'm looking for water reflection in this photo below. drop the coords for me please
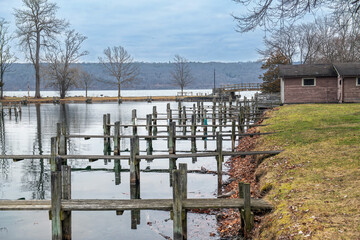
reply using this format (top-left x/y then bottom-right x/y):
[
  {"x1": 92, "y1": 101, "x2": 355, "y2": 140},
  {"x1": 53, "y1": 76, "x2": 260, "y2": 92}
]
[
  {"x1": 0, "y1": 101, "x2": 232, "y2": 239},
  {"x1": 22, "y1": 104, "x2": 49, "y2": 199}
]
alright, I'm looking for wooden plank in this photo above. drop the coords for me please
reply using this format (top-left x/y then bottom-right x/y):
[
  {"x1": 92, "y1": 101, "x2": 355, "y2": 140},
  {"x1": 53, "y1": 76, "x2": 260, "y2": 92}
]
[
  {"x1": 0, "y1": 150, "x2": 282, "y2": 161},
  {"x1": 0, "y1": 198, "x2": 272, "y2": 211}
]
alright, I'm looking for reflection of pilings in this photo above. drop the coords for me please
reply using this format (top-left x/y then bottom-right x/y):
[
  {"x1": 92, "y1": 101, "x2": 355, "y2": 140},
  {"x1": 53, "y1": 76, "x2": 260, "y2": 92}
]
[{"x1": 130, "y1": 183, "x2": 140, "y2": 229}]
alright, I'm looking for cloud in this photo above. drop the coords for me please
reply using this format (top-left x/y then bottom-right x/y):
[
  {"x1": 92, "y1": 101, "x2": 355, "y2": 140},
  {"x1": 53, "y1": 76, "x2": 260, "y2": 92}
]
[{"x1": 3, "y1": 0, "x2": 264, "y2": 62}]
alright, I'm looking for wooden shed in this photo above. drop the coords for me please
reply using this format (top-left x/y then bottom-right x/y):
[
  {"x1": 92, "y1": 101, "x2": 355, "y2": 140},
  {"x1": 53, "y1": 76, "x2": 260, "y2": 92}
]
[{"x1": 279, "y1": 63, "x2": 360, "y2": 104}]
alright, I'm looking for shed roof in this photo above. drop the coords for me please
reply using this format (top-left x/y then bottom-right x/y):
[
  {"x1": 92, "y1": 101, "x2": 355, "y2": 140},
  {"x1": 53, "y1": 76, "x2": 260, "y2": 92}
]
[
  {"x1": 333, "y1": 63, "x2": 360, "y2": 77},
  {"x1": 279, "y1": 64, "x2": 336, "y2": 78}
]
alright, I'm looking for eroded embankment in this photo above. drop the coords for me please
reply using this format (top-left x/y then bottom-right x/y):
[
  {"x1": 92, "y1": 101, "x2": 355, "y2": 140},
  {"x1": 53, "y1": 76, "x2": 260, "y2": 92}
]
[
  {"x1": 219, "y1": 104, "x2": 360, "y2": 239},
  {"x1": 217, "y1": 121, "x2": 272, "y2": 239}
]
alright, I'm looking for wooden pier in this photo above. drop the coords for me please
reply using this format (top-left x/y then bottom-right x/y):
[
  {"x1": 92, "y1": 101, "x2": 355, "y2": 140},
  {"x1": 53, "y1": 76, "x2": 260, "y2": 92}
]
[{"x1": 0, "y1": 96, "x2": 280, "y2": 239}]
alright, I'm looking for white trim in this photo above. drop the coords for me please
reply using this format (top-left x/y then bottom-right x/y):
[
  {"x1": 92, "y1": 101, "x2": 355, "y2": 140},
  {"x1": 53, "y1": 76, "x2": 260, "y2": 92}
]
[
  {"x1": 302, "y1": 77, "x2": 316, "y2": 86},
  {"x1": 357, "y1": 77, "x2": 360, "y2": 86},
  {"x1": 280, "y1": 78, "x2": 284, "y2": 104}
]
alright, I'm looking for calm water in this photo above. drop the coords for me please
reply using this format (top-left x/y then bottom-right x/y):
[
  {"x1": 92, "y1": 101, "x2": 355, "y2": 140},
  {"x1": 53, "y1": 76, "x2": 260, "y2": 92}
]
[
  {"x1": 0, "y1": 91, "x2": 256, "y2": 239},
  {"x1": 4, "y1": 89, "x2": 214, "y2": 98}
]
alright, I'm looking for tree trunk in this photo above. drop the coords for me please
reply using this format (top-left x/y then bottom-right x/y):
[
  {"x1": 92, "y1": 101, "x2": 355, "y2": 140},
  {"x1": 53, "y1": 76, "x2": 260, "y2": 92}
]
[
  {"x1": 0, "y1": 71, "x2": 3, "y2": 99},
  {"x1": 118, "y1": 82, "x2": 121, "y2": 98},
  {"x1": 181, "y1": 87, "x2": 184, "y2": 96},
  {"x1": 35, "y1": 32, "x2": 41, "y2": 98},
  {"x1": 85, "y1": 86, "x2": 88, "y2": 98}
]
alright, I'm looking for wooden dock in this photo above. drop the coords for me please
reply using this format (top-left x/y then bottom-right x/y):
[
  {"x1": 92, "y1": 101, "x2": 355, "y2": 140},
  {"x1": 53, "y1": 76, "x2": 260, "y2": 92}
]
[{"x1": 0, "y1": 95, "x2": 280, "y2": 239}]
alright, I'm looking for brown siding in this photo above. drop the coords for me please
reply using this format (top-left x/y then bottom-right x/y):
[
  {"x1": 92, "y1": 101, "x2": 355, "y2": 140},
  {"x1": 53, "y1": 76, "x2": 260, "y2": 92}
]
[
  {"x1": 343, "y1": 77, "x2": 360, "y2": 102},
  {"x1": 284, "y1": 77, "x2": 338, "y2": 103}
]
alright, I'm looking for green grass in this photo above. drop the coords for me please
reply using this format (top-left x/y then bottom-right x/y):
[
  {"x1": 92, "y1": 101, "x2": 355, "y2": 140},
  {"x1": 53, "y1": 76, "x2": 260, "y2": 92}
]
[{"x1": 255, "y1": 104, "x2": 360, "y2": 239}]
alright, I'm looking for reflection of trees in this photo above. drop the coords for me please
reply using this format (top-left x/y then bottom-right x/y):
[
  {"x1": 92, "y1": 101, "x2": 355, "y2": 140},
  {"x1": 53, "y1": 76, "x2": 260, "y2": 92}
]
[
  {"x1": 22, "y1": 104, "x2": 50, "y2": 199},
  {"x1": 0, "y1": 113, "x2": 10, "y2": 192}
]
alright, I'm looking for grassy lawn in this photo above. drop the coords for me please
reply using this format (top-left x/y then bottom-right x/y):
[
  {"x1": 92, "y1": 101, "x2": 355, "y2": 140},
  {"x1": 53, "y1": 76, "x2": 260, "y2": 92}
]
[{"x1": 255, "y1": 104, "x2": 360, "y2": 239}]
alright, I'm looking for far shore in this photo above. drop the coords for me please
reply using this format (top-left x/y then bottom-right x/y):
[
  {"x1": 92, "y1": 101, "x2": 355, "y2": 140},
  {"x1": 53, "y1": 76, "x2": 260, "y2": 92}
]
[{"x1": 0, "y1": 95, "x2": 214, "y2": 104}]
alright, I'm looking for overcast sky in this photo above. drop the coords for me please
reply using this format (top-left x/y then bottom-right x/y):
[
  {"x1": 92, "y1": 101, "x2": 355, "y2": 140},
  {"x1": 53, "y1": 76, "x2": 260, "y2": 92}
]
[{"x1": 0, "y1": 0, "x2": 265, "y2": 63}]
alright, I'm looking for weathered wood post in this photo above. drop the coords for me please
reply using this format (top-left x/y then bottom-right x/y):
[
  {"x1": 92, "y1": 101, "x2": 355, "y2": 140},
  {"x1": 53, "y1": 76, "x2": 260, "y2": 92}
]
[
  {"x1": 146, "y1": 114, "x2": 153, "y2": 156},
  {"x1": 132, "y1": 109, "x2": 137, "y2": 135},
  {"x1": 182, "y1": 106, "x2": 187, "y2": 136},
  {"x1": 190, "y1": 115, "x2": 197, "y2": 153},
  {"x1": 231, "y1": 118, "x2": 236, "y2": 151},
  {"x1": 169, "y1": 121, "x2": 177, "y2": 186},
  {"x1": 130, "y1": 135, "x2": 140, "y2": 186},
  {"x1": 114, "y1": 121, "x2": 121, "y2": 185},
  {"x1": 51, "y1": 137, "x2": 57, "y2": 172},
  {"x1": 8, "y1": 104, "x2": 11, "y2": 119},
  {"x1": 223, "y1": 101, "x2": 227, "y2": 124},
  {"x1": 172, "y1": 163, "x2": 188, "y2": 240},
  {"x1": 240, "y1": 107, "x2": 245, "y2": 133},
  {"x1": 114, "y1": 121, "x2": 120, "y2": 155},
  {"x1": 62, "y1": 165, "x2": 71, "y2": 240},
  {"x1": 130, "y1": 135, "x2": 141, "y2": 229},
  {"x1": 219, "y1": 102, "x2": 223, "y2": 133},
  {"x1": 192, "y1": 103, "x2": 196, "y2": 118},
  {"x1": 197, "y1": 101, "x2": 201, "y2": 122},
  {"x1": 212, "y1": 99, "x2": 216, "y2": 139},
  {"x1": 178, "y1": 101, "x2": 182, "y2": 125},
  {"x1": 51, "y1": 156, "x2": 63, "y2": 240},
  {"x1": 200, "y1": 102, "x2": 204, "y2": 124},
  {"x1": 181, "y1": 163, "x2": 188, "y2": 239},
  {"x1": 103, "y1": 114, "x2": 110, "y2": 155},
  {"x1": 216, "y1": 132, "x2": 223, "y2": 196},
  {"x1": 58, "y1": 124, "x2": 67, "y2": 165},
  {"x1": 240, "y1": 183, "x2": 254, "y2": 238},
  {"x1": 152, "y1": 106, "x2": 158, "y2": 136},
  {"x1": 167, "y1": 103, "x2": 171, "y2": 119},
  {"x1": 203, "y1": 109, "x2": 208, "y2": 140}
]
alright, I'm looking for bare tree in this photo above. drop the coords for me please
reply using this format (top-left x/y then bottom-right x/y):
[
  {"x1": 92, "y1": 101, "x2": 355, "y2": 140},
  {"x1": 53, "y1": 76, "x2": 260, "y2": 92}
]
[
  {"x1": 297, "y1": 23, "x2": 322, "y2": 64},
  {"x1": 79, "y1": 70, "x2": 94, "y2": 98},
  {"x1": 98, "y1": 46, "x2": 139, "y2": 98},
  {"x1": 42, "y1": 30, "x2": 88, "y2": 98},
  {"x1": 171, "y1": 55, "x2": 193, "y2": 96},
  {"x1": 258, "y1": 25, "x2": 297, "y2": 63},
  {"x1": 14, "y1": 0, "x2": 68, "y2": 98},
  {"x1": 0, "y1": 18, "x2": 17, "y2": 99},
  {"x1": 232, "y1": 0, "x2": 360, "y2": 32}
]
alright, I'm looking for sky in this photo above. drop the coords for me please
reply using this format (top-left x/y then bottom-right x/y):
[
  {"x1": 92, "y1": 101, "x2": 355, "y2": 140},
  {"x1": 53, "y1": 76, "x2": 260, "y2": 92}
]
[{"x1": 0, "y1": 0, "x2": 266, "y2": 63}]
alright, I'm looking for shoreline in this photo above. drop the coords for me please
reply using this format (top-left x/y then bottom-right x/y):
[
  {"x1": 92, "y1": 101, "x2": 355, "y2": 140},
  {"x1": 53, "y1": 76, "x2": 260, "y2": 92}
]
[{"x1": 0, "y1": 96, "x2": 216, "y2": 104}]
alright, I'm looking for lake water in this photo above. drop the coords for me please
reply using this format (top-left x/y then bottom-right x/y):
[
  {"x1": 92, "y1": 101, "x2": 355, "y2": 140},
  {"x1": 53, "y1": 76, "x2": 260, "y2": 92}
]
[
  {"x1": 0, "y1": 90, "x2": 257, "y2": 239},
  {"x1": 4, "y1": 89, "x2": 214, "y2": 98}
]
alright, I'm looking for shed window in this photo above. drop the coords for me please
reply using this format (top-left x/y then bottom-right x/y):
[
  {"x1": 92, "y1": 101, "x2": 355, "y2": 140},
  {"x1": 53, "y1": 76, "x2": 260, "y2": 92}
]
[
  {"x1": 357, "y1": 78, "x2": 360, "y2": 86},
  {"x1": 303, "y1": 78, "x2": 316, "y2": 86}
]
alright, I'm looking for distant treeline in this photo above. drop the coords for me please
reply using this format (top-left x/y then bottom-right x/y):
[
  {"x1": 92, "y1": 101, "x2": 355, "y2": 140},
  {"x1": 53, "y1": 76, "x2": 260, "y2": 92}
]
[{"x1": 4, "y1": 62, "x2": 263, "y2": 91}]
